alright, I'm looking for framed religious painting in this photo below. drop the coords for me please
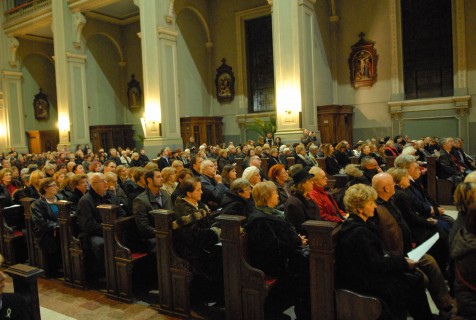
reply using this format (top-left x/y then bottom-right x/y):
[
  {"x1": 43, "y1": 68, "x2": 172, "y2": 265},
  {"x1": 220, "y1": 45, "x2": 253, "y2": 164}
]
[
  {"x1": 33, "y1": 88, "x2": 50, "y2": 120},
  {"x1": 348, "y1": 32, "x2": 378, "y2": 89},
  {"x1": 215, "y1": 58, "x2": 235, "y2": 103},
  {"x1": 127, "y1": 74, "x2": 142, "y2": 110}
]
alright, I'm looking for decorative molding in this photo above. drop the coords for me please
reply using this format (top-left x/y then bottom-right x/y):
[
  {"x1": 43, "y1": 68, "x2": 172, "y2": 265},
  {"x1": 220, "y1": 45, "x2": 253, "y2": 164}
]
[
  {"x1": 166, "y1": 0, "x2": 176, "y2": 24},
  {"x1": 72, "y1": 12, "x2": 86, "y2": 49},
  {"x1": 388, "y1": 0, "x2": 401, "y2": 97},
  {"x1": 267, "y1": 0, "x2": 273, "y2": 6},
  {"x1": 454, "y1": 0, "x2": 467, "y2": 91},
  {"x1": 157, "y1": 27, "x2": 178, "y2": 40},
  {"x1": 7, "y1": 36, "x2": 19, "y2": 68},
  {"x1": 133, "y1": 0, "x2": 140, "y2": 8},
  {"x1": 65, "y1": 52, "x2": 87, "y2": 62}
]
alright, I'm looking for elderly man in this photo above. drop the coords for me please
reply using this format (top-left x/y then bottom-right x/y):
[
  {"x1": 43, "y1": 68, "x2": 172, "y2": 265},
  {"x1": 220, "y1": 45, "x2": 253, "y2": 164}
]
[
  {"x1": 249, "y1": 155, "x2": 268, "y2": 181},
  {"x1": 200, "y1": 159, "x2": 228, "y2": 210},
  {"x1": 133, "y1": 169, "x2": 173, "y2": 252},
  {"x1": 436, "y1": 137, "x2": 464, "y2": 187},
  {"x1": 372, "y1": 173, "x2": 455, "y2": 317},
  {"x1": 76, "y1": 173, "x2": 110, "y2": 276},
  {"x1": 360, "y1": 156, "x2": 382, "y2": 185}
]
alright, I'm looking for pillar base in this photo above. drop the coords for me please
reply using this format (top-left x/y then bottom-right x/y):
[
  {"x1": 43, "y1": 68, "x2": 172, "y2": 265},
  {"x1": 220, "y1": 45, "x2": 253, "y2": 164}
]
[{"x1": 143, "y1": 137, "x2": 184, "y2": 159}]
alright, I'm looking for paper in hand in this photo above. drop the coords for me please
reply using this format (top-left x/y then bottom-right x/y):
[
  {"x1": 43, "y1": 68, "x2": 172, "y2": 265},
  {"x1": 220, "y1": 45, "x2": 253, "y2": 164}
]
[{"x1": 407, "y1": 232, "x2": 439, "y2": 262}]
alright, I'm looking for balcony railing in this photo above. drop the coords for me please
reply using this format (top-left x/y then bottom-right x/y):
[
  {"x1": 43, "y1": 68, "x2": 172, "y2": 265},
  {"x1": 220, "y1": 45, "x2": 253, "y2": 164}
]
[{"x1": 4, "y1": 0, "x2": 51, "y2": 20}]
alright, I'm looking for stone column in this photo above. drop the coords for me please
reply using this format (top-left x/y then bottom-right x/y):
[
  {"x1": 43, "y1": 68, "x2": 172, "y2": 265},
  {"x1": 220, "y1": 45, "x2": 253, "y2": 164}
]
[
  {"x1": 52, "y1": 1, "x2": 90, "y2": 149},
  {"x1": 271, "y1": 0, "x2": 318, "y2": 143},
  {"x1": 1, "y1": 71, "x2": 28, "y2": 153},
  {"x1": 134, "y1": 0, "x2": 183, "y2": 156}
]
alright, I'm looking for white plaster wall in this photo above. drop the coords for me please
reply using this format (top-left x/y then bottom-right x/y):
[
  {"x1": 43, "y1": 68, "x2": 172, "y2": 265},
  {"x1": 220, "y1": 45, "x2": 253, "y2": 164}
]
[
  {"x1": 85, "y1": 35, "x2": 124, "y2": 125},
  {"x1": 314, "y1": 0, "x2": 333, "y2": 106},
  {"x1": 176, "y1": 9, "x2": 209, "y2": 117}
]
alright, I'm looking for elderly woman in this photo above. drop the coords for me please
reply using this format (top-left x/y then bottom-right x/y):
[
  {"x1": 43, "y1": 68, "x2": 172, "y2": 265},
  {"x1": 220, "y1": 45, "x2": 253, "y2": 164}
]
[
  {"x1": 129, "y1": 152, "x2": 142, "y2": 167},
  {"x1": 268, "y1": 164, "x2": 289, "y2": 211},
  {"x1": 336, "y1": 184, "x2": 434, "y2": 320},
  {"x1": 245, "y1": 181, "x2": 310, "y2": 319},
  {"x1": 451, "y1": 182, "x2": 476, "y2": 246},
  {"x1": 242, "y1": 166, "x2": 261, "y2": 188},
  {"x1": 160, "y1": 167, "x2": 177, "y2": 197},
  {"x1": 173, "y1": 177, "x2": 222, "y2": 301},
  {"x1": 220, "y1": 164, "x2": 237, "y2": 189},
  {"x1": 220, "y1": 178, "x2": 254, "y2": 217},
  {"x1": 451, "y1": 203, "x2": 476, "y2": 318},
  {"x1": 67, "y1": 174, "x2": 89, "y2": 211},
  {"x1": 308, "y1": 167, "x2": 345, "y2": 222},
  {"x1": 31, "y1": 178, "x2": 64, "y2": 277},
  {"x1": 284, "y1": 167, "x2": 321, "y2": 235}
]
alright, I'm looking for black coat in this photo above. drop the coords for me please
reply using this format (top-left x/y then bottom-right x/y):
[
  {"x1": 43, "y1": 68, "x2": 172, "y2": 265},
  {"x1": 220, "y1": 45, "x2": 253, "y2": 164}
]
[
  {"x1": 245, "y1": 208, "x2": 302, "y2": 277},
  {"x1": 31, "y1": 197, "x2": 62, "y2": 253},
  {"x1": 76, "y1": 188, "x2": 110, "y2": 236},
  {"x1": 325, "y1": 156, "x2": 340, "y2": 175},
  {"x1": 219, "y1": 191, "x2": 254, "y2": 218},
  {"x1": 437, "y1": 149, "x2": 463, "y2": 179},
  {"x1": 284, "y1": 193, "x2": 321, "y2": 235},
  {"x1": 200, "y1": 175, "x2": 228, "y2": 211},
  {"x1": 336, "y1": 215, "x2": 411, "y2": 319},
  {"x1": 157, "y1": 157, "x2": 171, "y2": 170}
]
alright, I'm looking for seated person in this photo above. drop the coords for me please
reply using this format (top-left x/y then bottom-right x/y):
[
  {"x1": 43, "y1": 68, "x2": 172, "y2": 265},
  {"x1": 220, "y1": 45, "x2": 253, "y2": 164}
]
[
  {"x1": 199, "y1": 160, "x2": 228, "y2": 211},
  {"x1": 336, "y1": 184, "x2": 434, "y2": 320},
  {"x1": 219, "y1": 178, "x2": 254, "y2": 218},
  {"x1": 133, "y1": 169, "x2": 173, "y2": 252},
  {"x1": 308, "y1": 167, "x2": 346, "y2": 222},
  {"x1": 360, "y1": 156, "x2": 382, "y2": 185},
  {"x1": 31, "y1": 178, "x2": 64, "y2": 277},
  {"x1": 284, "y1": 167, "x2": 321, "y2": 235},
  {"x1": 76, "y1": 173, "x2": 110, "y2": 277},
  {"x1": 436, "y1": 137, "x2": 464, "y2": 188},
  {"x1": 268, "y1": 164, "x2": 290, "y2": 211},
  {"x1": 173, "y1": 177, "x2": 222, "y2": 304},
  {"x1": 451, "y1": 203, "x2": 476, "y2": 319},
  {"x1": 67, "y1": 174, "x2": 88, "y2": 211},
  {"x1": 245, "y1": 181, "x2": 310, "y2": 320}
]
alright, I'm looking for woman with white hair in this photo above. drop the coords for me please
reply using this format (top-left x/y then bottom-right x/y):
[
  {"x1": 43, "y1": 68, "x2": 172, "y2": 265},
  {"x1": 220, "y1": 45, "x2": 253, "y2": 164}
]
[{"x1": 242, "y1": 166, "x2": 261, "y2": 187}]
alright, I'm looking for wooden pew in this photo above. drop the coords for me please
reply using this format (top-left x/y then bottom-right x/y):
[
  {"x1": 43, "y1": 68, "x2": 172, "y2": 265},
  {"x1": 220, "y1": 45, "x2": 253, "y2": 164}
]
[
  {"x1": 57, "y1": 200, "x2": 86, "y2": 288},
  {"x1": 152, "y1": 209, "x2": 193, "y2": 317},
  {"x1": 425, "y1": 156, "x2": 438, "y2": 203},
  {"x1": 0, "y1": 200, "x2": 27, "y2": 266},
  {"x1": 99, "y1": 204, "x2": 148, "y2": 302},
  {"x1": 20, "y1": 198, "x2": 37, "y2": 267},
  {"x1": 303, "y1": 220, "x2": 382, "y2": 320},
  {"x1": 261, "y1": 157, "x2": 269, "y2": 177},
  {"x1": 216, "y1": 214, "x2": 277, "y2": 320}
]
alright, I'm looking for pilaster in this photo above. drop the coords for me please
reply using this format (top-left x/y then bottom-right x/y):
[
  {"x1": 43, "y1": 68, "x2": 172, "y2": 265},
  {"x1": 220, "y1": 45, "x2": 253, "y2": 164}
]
[
  {"x1": 52, "y1": 0, "x2": 89, "y2": 148},
  {"x1": 135, "y1": 0, "x2": 182, "y2": 156},
  {"x1": 272, "y1": 0, "x2": 317, "y2": 143},
  {"x1": 2, "y1": 71, "x2": 27, "y2": 153}
]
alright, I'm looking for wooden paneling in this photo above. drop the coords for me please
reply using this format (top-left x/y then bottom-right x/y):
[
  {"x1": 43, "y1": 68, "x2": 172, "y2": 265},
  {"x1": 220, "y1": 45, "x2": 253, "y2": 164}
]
[
  {"x1": 317, "y1": 105, "x2": 354, "y2": 145},
  {"x1": 180, "y1": 117, "x2": 223, "y2": 148},
  {"x1": 89, "y1": 125, "x2": 134, "y2": 153}
]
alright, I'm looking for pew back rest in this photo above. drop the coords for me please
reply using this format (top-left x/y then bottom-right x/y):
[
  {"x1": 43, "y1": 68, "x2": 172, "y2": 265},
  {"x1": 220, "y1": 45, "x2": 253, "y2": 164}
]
[
  {"x1": 2, "y1": 205, "x2": 25, "y2": 234},
  {"x1": 114, "y1": 216, "x2": 147, "y2": 257}
]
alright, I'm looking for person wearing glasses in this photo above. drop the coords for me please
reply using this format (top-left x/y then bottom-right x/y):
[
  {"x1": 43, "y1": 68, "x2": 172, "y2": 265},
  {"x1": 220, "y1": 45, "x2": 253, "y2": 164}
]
[
  {"x1": 31, "y1": 178, "x2": 64, "y2": 277},
  {"x1": 76, "y1": 173, "x2": 110, "y2": 278}
]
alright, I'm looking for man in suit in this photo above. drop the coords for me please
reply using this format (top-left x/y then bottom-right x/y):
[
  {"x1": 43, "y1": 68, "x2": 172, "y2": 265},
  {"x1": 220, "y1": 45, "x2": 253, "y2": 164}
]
[
  {"x1": 157, "y1": 148, "x2": 171, "y2": 170},
  {"x1": 200, "y1": 159, "x2": 228, "y2": 211},
  {"x1": 133, "y1": 168, "x2": 173, "y2": 252},
  {"x1": 436, "y1": 137, "x2": 464, "y2": 187}
]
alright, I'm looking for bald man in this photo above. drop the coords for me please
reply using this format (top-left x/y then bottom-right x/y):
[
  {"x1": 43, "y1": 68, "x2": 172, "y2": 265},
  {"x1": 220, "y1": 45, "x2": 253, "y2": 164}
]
[
  {"x1": 372, "y1": 173, "x2": 455, "y2": 315},
  {"x1": 76, "y1": 173, "x2": 110, "y2": 276}
]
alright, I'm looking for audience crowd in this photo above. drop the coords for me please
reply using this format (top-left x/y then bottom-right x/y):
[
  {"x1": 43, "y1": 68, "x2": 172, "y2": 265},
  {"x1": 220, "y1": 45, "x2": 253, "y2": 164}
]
[{"x1": 0, "y1": 131, "x2": 474, "y2": 320}]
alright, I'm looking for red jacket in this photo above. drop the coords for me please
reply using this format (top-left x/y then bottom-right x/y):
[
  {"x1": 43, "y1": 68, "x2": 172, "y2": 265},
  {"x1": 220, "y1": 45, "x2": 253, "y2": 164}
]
[{"x1": 308, "y1": 185, "x2": 345, "y2": 222}]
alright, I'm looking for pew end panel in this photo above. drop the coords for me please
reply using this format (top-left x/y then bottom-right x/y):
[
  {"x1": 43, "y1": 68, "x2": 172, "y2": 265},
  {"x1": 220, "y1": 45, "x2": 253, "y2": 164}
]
[
  {"x1": 57, "y1": 200, "x2": 86, "y2": 289},
  {"x1": 153, "y1": 209, "x2": 193, "y2": 318},
  {"x1": 217, "y1": 214, "x2": 277, "y2": 320},
  {"x1": 0, "y1": 203, "x2": 27, "y2": 266},
  {"x1": 303, "y1": 220, "x2": 382, "y2": 320},
  {"x1": 20, "y1": 198, "x2": 37, "y2": 267}
]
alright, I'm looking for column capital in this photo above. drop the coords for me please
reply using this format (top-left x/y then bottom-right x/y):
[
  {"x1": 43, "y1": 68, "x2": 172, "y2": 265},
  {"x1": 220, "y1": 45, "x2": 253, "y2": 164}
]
[{"x1": 157, "y1": 27, "x2": 178, "y2": 40}]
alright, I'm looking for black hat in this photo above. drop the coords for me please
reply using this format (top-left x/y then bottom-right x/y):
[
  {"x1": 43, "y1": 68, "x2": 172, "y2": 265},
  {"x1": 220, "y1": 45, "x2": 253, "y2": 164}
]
[{"x1": 291, "y1": 168, "x2": 314, "y2": 185}]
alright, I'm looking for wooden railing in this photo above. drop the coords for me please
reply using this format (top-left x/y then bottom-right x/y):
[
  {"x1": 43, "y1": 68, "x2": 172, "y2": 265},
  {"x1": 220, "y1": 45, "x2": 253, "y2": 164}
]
[{"x1": 5, "y1": 0, "x2": 50, "y2": 19}]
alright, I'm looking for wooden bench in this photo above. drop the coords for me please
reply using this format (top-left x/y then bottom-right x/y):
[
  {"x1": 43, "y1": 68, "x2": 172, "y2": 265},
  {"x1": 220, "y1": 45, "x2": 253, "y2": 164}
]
[
  {"x1": 20, "y1": 198, "x2": 37, "y2": 267},
  {"x1": 216, "y1": 214, "x2": 277, "y2": 320},
  {"x1": 56, "y1": 200, "x2": 86, "y2": 288},
  {"x1": 0, "y1": 199, "x2": 27, "y2": 266},
  {"x1": 152, "y1": 209, "x2": 193, "y2": 317},
  {"x1": 99, "y1": 204, "x2": 149, "y2": 303},
  {"x1": 217, "y1": 214, "x2": 382, "y2": 320},
  {"x1": 235, "y1": 158, "x2": 244, "y2": 178},
  {"x1": 303, "y1": 220, "x2": 382, "y2": 320}
]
